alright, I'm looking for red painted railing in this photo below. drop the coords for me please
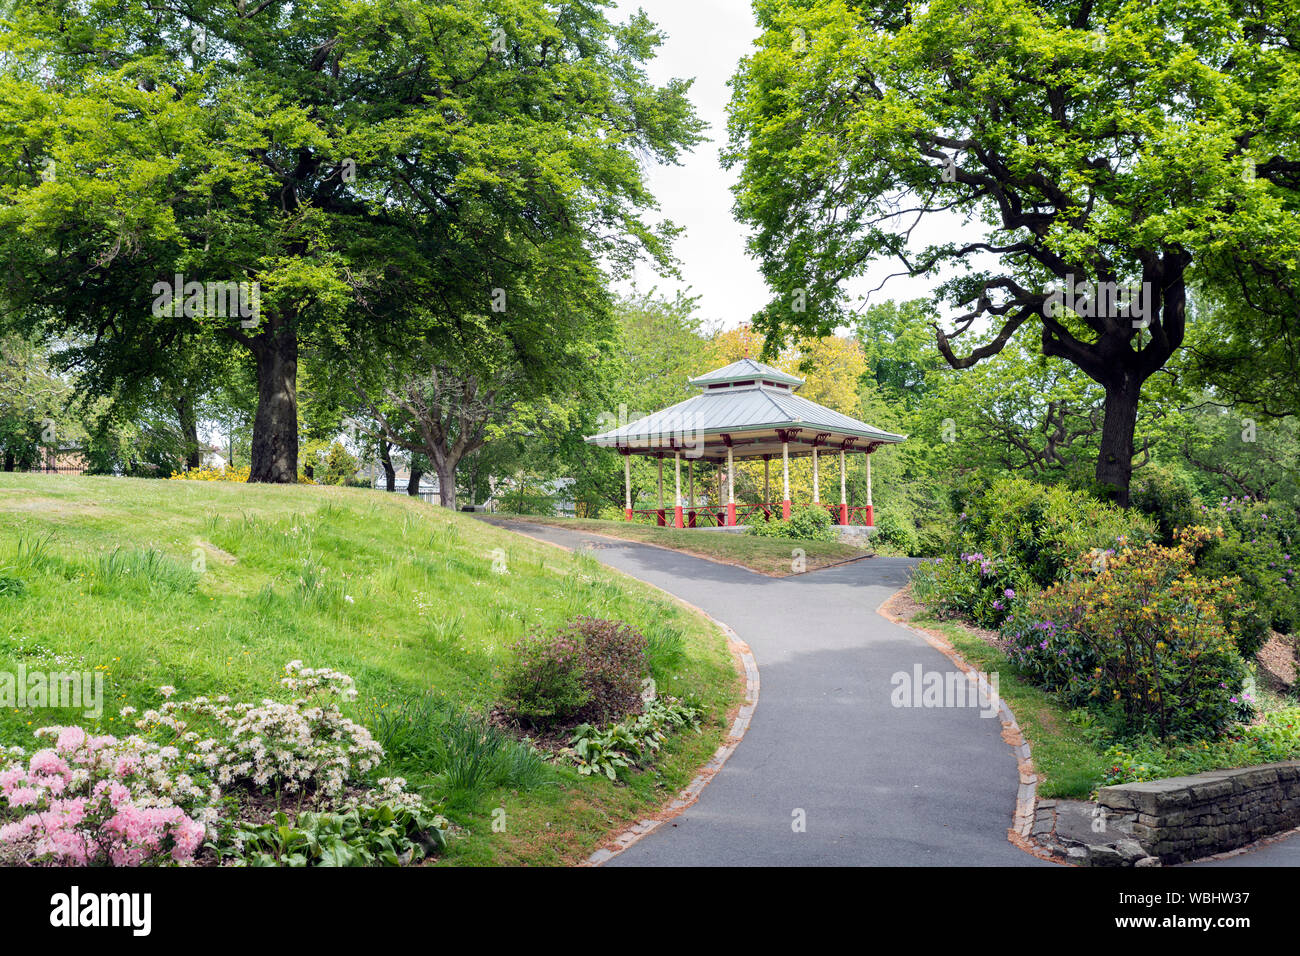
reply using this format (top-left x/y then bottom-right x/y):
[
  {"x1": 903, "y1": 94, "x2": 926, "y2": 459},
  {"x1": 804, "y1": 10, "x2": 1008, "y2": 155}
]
[{"x1": 626, "y1": 502, "x2": 873, "y2": 527}]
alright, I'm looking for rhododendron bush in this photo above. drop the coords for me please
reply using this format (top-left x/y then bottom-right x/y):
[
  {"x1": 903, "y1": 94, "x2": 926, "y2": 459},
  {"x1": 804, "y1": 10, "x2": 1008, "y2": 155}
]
[
  {"x1": 0, "y1": 662, "x2": 443, "y2": 866},
  {"x1": 1003, "y1": 528, "x2": 1253, "y2": 739}
]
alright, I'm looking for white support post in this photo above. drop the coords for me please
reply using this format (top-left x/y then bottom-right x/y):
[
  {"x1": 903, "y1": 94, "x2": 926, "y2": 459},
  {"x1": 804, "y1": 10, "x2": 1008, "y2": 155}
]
[
  {"x1": 688, "y1": 460, "x2": 694, "y2": 509},
  {"x1": 782, "y1": 440, "x2": 790, "y2": 500},
  {"x1": 674, "y1": 453, "x2": 682, "y2": 508},
  {"x1": 657, "y1": 457, "x2": 664, "y2": 510},
  {"x1": 727, "y1": 447, "x2": 735, "y2": 504},
  {"x1": 812, "y1": 447, "x2": 820, "y2": 503},
  {"x1": 624, "y1": 454, "x2": 631, "y2": 511},
  {"x1": 839, "y1": 450, "x2": 847, "y2": 504},
  {"x1": 726, "y1": 446, "x2": 736, "y2": 527},
  {"x1": 866, "y1": 452, "x2": 873, "y2": 506}
]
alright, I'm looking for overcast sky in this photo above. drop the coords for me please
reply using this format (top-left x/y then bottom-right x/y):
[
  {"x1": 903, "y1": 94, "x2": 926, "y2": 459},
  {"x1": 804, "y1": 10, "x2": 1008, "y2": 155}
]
[{"x1": 615, "y1": 0, "x2": 944, "y2": 332}]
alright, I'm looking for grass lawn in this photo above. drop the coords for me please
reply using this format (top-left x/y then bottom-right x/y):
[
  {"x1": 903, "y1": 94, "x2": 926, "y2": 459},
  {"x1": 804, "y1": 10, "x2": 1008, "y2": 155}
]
[
  {"x1": 496, "y1": 515, "x2": 869, "y2": 576},
  {"x1": 0, "y1": 474, "x2": 741, "y2": 865}
]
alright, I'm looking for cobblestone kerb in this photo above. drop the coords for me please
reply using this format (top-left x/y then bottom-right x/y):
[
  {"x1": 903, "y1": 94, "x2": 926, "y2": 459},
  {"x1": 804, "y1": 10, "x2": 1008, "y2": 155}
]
[{"x1": 1097, "y1": 761, "x2": 1300, "y2": 863}]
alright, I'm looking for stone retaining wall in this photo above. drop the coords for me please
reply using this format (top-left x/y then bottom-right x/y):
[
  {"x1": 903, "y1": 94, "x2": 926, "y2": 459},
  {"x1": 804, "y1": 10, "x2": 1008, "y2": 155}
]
[{"x1": 1097, "y1": 761, "x2": 1300, "y2": 863}]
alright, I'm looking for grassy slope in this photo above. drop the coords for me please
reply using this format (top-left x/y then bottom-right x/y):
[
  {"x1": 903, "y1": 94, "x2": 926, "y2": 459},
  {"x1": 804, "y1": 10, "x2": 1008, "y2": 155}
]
[
  {"x1": 0, "y1": 475, "x2": 740, "y2": 865},
  {"x1": 503, "y1": 515, "x2": 868, "y2": 576}
]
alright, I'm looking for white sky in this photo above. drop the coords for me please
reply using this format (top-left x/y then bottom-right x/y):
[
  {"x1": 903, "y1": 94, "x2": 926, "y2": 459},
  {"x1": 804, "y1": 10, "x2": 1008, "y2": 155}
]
[{"x1": 616, "y1": 0, "x2": 946, "y2": 331}]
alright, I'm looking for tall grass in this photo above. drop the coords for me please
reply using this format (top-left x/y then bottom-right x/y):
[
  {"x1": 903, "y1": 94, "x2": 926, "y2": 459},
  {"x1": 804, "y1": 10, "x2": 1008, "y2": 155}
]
[
  {"x1": 361, "y1": 694, "x2": 552, "y2": 798},
  {"x1": 91, "y1": 547, "x2": 198, "y2": 594}
]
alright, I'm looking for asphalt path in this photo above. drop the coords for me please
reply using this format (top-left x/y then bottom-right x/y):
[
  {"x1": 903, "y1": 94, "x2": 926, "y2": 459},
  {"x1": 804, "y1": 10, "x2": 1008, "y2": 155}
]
[{"x1": 486, "y1": 519, "x2": 1042, "y2": 866}]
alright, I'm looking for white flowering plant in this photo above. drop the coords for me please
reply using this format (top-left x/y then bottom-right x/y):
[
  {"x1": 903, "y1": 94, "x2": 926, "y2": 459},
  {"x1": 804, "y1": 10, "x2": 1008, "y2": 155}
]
[{"x1": 140, "y1": 661, "x2": 385, "y2": 804}]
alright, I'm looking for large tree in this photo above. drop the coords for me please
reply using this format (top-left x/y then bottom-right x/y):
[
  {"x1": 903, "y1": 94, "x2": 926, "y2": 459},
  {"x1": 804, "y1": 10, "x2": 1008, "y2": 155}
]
[
  {"x1": 0, "y1": 0, "x2": 700, "y2": 481},
  {"x1": 727, "y1": 0, "x2": 1300, "y2": 503}
]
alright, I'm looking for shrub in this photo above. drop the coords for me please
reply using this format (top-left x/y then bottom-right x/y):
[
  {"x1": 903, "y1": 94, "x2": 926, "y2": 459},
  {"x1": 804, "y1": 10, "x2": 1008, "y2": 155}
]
[
  {"x1": 501, "y1": 630, "x2": 591, "y2": 728},
  {"x1": 1190, "y1": 496, "x2": 1298, "y2": 658},
  {"x1": 1130, "y1": 463, "x2": 1200, "y2": 543},
  {"x1": 318, "y1": 442, "x2": 360, "y2": 486},
  {"x1": 500, "y1": 617, "x2": 649, "y2": 728},
  {"x1": 872, "y1": 509, "x2": 918, "y2": 555},
  {"x1": 146, "y1": 661, "x2": 384, "y2": 799},
  {"x1": 747, "y1": 504, "x2": 839, "y2": 542},
  {"x1": 0, "y1": 727, "x2": 214, "y2": 866},
  {"x1": 1003, "y1": 527, "x2": 1252, "y2": 738},
  {"x1": 915, "y1": 477, "x2": 1155, "y2": 627},
  {"x1": 567, "y1": 617, "x2": 649, "y2": 724}
]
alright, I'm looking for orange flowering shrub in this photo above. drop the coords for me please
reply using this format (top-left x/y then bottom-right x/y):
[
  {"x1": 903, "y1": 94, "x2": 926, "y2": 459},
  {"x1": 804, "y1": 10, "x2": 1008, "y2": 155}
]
[{"x1": 1005, "y1": 527, "x2": 1253, "y2": 738}]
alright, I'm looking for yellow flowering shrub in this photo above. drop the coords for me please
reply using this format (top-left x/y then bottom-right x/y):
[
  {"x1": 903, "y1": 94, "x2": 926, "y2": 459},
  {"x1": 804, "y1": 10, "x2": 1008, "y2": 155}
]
[
  {"x1": 168, "y1": 466, "x2": 315, "y2": 484},
  {"x1": 1005, "y1": 527, "x2": 1252, "y2": 739}
]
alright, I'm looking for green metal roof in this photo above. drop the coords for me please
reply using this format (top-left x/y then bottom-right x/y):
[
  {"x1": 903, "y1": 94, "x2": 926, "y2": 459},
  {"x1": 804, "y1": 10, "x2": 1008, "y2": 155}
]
[
  {"x1": 586, "y1": 359, "x2": 906, "y2": 456},
  {"x1": 687, "y1": 357, "x2": 805, "y2": 388}
]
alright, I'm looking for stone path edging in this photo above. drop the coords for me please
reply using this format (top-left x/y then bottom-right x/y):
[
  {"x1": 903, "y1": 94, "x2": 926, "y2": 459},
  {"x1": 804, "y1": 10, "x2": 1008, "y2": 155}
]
[{"x1": 876, "y1": 591, "x2": 1059, "y2": 864}]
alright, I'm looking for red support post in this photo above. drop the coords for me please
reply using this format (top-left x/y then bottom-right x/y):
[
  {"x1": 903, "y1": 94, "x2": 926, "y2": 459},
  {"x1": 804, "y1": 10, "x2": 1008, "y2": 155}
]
[
  {"x1": 838, "y1": 503, "x2": 848, "y2": 525},
  {"x1": 657, "y1": 509, "x2": 666, "y2": 527},
  {"x1": 864, "y1": 505, "x2": 874, "y2": 526},
  {"x1": 726, "y1": 502, "x2": 736, "y2": 526},
  {"x1": 673, "y1": 505, "x2": 684, "y2": 529},
  {"x1": 782, "y1": 499, "x2": 791, "y2": 521},
  {"x1": 625, "y1": 508, "x2": 633, "y2": 522}
]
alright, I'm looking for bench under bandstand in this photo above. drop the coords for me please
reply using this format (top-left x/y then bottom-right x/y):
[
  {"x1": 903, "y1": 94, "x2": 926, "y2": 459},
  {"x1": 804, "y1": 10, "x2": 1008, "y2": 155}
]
[{"x1": 584, "y1": 358, "x2": 906, "y2": 528}]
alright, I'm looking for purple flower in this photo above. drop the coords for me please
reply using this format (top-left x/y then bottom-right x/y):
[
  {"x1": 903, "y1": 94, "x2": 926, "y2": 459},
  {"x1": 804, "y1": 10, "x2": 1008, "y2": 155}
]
[{"x1": 1004, "y1": 588, "x2": 1015, "y2": 599}]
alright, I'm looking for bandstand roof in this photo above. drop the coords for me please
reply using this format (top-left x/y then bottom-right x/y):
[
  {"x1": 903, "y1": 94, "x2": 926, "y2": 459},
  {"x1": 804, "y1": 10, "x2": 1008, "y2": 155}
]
[{"x1": 585, "y1": 358, "x2": 906, "y2": 463}]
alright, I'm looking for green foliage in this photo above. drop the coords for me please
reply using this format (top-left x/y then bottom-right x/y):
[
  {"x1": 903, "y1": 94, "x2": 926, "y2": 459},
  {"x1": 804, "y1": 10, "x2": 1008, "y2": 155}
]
[
  {"x1": 1193, "y1": 497, "x2": 1300, "y2": 657},
  {"x1": 871, "y1": 509, "x2": 919, "y2": 555},
  {"x1": 91, "y1": 547, "x2": 199, "y2": 596},
  {"x1": 746, "y1": 504, "x2": 839, "y2": 542},
  {"x1": 317, "y1": 441, "x2": 360, "y2": 487},
  {"x1": 358, "y1": 695, "x2": 551, "y2": 797},
  {"x1": 568, "y1": 697, "x2": 702, "y2": 781},
  {"x1": 500, "y1": 629, "x2": 592, "y2": 728},
  {"x1": 224, "y1": 804, "x2": 449, "y2": 867},
  {"x1": 1130, "y1": 463, "x2": 1201, "y2": 544},
  {"x1": 912, "y1": 478, "x2": 1154, "y2": 627},
  {"x1": 1101, "y1": 709, "x2": 1300, "y2": 787},
  {"x1": 1004, "y1": 529, "x2": 1253, "y2": 739}
]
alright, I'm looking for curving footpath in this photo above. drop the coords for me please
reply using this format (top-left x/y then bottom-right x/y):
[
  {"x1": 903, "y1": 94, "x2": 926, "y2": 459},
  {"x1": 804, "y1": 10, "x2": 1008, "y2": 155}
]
[{"x1": 490, "y1": 520, "x2": 1046, "y2": 867}]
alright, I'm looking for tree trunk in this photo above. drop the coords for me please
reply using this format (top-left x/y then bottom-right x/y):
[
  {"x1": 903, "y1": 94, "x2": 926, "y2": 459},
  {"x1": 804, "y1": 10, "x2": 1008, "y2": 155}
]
[
  {"x1": 407, "y1": 467, "x2": 423, "y2": 496},
  {"x1": 380, "y1": 439, "x2": 395, "y2": 492},
  {"x1": 1095, "y1": 373, "x2": 1143, "y2": 507},
  {"x1": 175, "y1": 394, "x2": 200, "y2": 471},
  {"x1": 436, "y1": 458, "x2": 458, "y2": 510},
  {"x1": 3, "y1": 451, "x2": 13, "y2": 472},
  {"x1": 248, "y1": 320, "x2": 298, "y2": 483}
]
